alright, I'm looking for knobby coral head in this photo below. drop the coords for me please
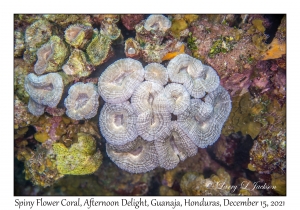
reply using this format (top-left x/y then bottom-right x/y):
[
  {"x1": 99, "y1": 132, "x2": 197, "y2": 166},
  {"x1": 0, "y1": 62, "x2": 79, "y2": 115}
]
[{"x1": 98, "y1": 53, "x2": 232, "y2": 173}]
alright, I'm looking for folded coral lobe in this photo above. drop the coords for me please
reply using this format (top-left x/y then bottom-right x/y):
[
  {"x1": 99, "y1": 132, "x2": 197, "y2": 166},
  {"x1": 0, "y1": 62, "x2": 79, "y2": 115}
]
[
  {"x1": 34, "y1": 36, "x2": 69, "y2": 75},
  {"x1": 178, "y1": 86, "x2": 231, "y2": 148},
  {"x1": 64, "y1": 82, "x2": 99, "y2": 120},
  {"x1": 99, "y1": 101, "x2": 138, "y2": 145},
  {"x1": 144, "y1": 15, "x2": 171, "y2": 32},
  {"x1": 98, "y1": 58, "x2": 144, "y2": 104},
  {"x1": 106, "y1": 136, "x2": 159, "y2": 173},
  {"x1": 144, "y1": 63, "x2": 168, "y2": 86},
  {"x1": 24, "y1": 73, "x2": 63, "y2": 108}
]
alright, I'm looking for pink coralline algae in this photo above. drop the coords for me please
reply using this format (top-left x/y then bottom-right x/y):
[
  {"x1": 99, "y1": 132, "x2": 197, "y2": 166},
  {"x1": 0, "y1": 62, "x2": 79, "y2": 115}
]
[{"x1": 121, "y1": 14, "x2": 144, "y2": 30}]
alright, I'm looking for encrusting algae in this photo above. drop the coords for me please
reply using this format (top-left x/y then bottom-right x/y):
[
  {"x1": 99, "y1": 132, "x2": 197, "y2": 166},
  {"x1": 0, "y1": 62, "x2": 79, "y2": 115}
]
[{"x1": 53, "y1": 133, "x2": 102, "y2": 175}]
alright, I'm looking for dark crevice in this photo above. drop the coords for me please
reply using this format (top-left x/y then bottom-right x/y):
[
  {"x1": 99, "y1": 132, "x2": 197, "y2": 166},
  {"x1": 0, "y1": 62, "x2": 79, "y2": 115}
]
[{"x1": 263, "y1": 14, "x2": 284, "y2": 44}]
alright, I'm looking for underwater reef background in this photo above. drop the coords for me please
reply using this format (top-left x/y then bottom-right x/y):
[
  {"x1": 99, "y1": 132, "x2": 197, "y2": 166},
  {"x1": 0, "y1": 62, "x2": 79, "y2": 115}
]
[{"x1": 14, "y1": 14, "x2": 286, "y2": 196}]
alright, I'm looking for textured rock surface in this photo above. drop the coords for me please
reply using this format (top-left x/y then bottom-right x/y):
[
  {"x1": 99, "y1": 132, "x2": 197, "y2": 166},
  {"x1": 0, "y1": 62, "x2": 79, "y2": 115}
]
[
  {"x1": 64, "y1": 82, "x2": 99, "y2": 120},
  {"x1": 24, "y1": 19, "x2": 53, "y2": 64}
]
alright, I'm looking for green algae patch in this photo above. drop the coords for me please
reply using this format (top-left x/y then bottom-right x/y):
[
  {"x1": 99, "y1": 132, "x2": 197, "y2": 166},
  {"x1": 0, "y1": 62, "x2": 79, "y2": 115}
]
[
  {"x1": 34, "y1": 132, "x2": 49, "y2": 143},
  {"x1": 170, "y1": 19, "x2": 188, "y2": 38},
  {"x1": 243, "y1": 121, "x2": 262, "y2": 139},
  {"x1": 86, "y1": 34, "x2": 112, "y2": 66},
  {"x1": 271, "y1": 173, "x2": 286, "y2": 195},
  {"x1": 252, "y1": 19, "x2": 265, "y2": 33},
  {"x1": 208, "y1": 36, "x2": 235, "y2": 58},
  {"x1": 53, "y1": 133, "x2": 102, "y2": 175}
]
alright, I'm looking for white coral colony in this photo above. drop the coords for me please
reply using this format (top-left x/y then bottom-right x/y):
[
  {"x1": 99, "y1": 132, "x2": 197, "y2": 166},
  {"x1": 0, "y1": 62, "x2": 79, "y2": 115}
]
[
  {"x1": 98, "y1": 58, "x2": 144, "y2": 104},
  {"x1": 64, "y1": 82, "x2": 99, "y2": 120},
  {"x1": 24, "y1": 73, "x2": 63, "y2": 116},
  {"x1": 144, "y1": 15, "x2": 171, "y2": 32},
  {"x1": 98, "y1": 54, "x2": 232, "y2": 173}
]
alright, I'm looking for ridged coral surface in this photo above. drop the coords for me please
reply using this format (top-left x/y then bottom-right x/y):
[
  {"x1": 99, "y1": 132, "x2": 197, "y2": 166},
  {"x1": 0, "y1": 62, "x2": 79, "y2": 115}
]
[
  {"x1": 86, "y1": 34, "x2": 112, "y2": 66},
  {"x1": 131, "y1": 81, "x2": 163, "y2": 115},
  {"x1": 155, "y1": 121, "x2": 198, "y2": 170},
  {"x1": 99, "y1": 101, "x2": 138, "y2": 145},
  {"x1": 99, "y1": 53, "x2": 231, "y2": 172},
  {"x1": 34, "y1": 36, "x2": 69, "y2": 75},
  {"x1": 144, "y1": 63, "x2": 168, "y2": 86},
  {"x1": 14, "y1": 14, "x2": 286, "y2": 196},
  {"x1": 28, "y1": 97, "x2": 46, "y2": 116},
  {"x1": 64, "y1": 82, "x2": 99, "y2": 120},
  {"x1": 144, "y1": 15, "x2": 171, "y2": 32},
  {"x1": 24, "y1": 73, "x2": 63, "y2": 108},
  {"x1": 106, "y1": 136, "x2": 159, "y2": 173},
  {"x1": 62, "y1": 49, "x2": 94, "y2": 78},
  {"x1": 64, "y1": 24, "x2": 93, "y2": 49},
  {"x1": 98, "y1": 58, "x2": 144, "y2": 103}
]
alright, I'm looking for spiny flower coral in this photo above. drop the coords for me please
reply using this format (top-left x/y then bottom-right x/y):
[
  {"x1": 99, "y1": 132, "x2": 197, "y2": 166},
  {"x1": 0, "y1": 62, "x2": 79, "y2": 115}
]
[
  {"x1": 98, "y1": 54, "x2": 231, "y2": 173},
  {"x1": 64, "y1": 82, "x2": 99, "y2": 120},
  {"x1": 34, "y1": 35, "x2": 69, "y2": 75},
  {"x1": 24, "y1": 72, "x2": 64, "y2": 116}
]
